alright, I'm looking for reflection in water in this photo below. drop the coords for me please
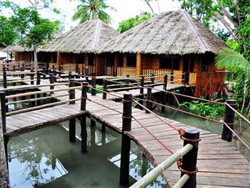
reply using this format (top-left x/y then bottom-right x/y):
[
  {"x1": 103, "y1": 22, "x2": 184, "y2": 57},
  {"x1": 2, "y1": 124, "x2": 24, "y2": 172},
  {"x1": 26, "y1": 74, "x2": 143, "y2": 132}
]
[
  {"x1": 8, "y1": 118, "x2": 168, "y2": 188},
  {"x1": 8, "y1": 137, "x2": 68, "y2": 188}
]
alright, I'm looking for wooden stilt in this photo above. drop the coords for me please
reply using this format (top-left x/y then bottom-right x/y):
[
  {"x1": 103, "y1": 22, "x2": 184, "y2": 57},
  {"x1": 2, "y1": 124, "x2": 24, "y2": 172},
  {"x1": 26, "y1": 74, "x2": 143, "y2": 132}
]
[
  {"x1": 80, "y1": 115, "x2": 87, "y2": 153},
  {"x1": 120, "y1": 93, "x2": 132, "y2": 185},
  {"x1": 69, "y1": 118, "x2": 76, "y2": 142}
]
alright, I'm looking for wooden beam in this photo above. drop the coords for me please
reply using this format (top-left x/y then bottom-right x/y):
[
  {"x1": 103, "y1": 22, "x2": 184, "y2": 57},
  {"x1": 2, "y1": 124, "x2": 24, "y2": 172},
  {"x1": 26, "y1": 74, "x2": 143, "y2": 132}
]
[
  {"x1": 136, "y1": 53, "x2": 142, "y2": 76},
  {"x1": 56, "y1": 51, "x2": 61, "y2": 70}
]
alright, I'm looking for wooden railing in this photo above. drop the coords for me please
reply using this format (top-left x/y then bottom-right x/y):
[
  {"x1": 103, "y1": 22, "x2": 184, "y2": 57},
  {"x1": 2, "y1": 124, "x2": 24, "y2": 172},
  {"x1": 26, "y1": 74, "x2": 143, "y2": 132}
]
[
  {"x1": 143, "y1": 69, "x2": 171, "y2": 82},
  {"x1": 106, "y1": 66, "x2": 114, "y2": 76},
  {"x1": 189, "y1": 73, "x2": 197, "y2": 85},
  {"x1": 117, "y1": 67, "x2": 136, "y2": 77}
]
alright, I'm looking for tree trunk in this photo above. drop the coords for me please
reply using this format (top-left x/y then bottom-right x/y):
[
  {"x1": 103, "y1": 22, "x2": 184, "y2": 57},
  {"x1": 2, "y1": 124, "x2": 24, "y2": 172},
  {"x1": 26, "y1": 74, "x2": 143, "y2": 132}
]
[{"x1": 33, "y1": 45, "x2": 38, "y2": 72}]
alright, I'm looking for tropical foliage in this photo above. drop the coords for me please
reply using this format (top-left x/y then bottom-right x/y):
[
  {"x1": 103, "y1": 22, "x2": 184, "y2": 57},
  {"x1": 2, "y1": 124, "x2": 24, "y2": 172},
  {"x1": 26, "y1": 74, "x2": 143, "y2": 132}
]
[
  {"x1": 117, "y1": 12, "x2": 152, "y2": 33},
  {"x1": 181, "y1": 101, "x2": 225, "y2": 119},
  {"x1": 72, "y1": 0, "x2": 116, "y2": 24}
]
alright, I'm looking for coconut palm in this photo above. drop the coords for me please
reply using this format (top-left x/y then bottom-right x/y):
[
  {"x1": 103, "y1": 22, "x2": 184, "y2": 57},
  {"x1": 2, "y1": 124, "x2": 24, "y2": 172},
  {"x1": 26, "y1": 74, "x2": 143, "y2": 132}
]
[
  {"x1": 72, "y1": 0, "x2": 116, "y2": 24},
  {"x1": 216, "y1": 48, "x2": 250, "y2": 114}
]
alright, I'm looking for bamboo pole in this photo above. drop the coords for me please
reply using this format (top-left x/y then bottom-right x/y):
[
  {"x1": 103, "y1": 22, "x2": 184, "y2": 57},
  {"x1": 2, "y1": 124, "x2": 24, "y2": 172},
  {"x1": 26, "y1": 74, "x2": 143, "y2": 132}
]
[
  {"x1": 172, "y1": 174, "x2": 190, "y2": 188},
  {"x1": 130, "y1": 144, "x2": 193, "y2": 188}
]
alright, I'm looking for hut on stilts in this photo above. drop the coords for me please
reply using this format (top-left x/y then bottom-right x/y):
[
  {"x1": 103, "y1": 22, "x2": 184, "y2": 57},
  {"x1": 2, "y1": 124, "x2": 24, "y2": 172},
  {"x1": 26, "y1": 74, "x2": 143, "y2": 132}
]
[{"x1": 98, "y1": 10, "x2": 227, "y2": 96}]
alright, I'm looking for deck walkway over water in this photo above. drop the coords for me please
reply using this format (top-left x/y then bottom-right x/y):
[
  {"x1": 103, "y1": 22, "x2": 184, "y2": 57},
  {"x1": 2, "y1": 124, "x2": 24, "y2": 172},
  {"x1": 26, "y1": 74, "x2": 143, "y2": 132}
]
[{"x1": 1, "y1": 74, "x2": 250, "y2": 187}]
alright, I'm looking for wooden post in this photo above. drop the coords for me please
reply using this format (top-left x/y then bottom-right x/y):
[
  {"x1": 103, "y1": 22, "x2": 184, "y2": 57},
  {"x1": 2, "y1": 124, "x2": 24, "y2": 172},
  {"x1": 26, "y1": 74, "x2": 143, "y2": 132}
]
[
  {"x1": 150, "y1": 73, "x2": 155, "y2": 84},
  {"x1": 49, "y1": 73, "x2": 54, "y2": 94},
  {"x1": 80, "y1": 115, "x2": 87, "y2": 152},
  {"x1": 102, "y1": 123, "x2": 106, "y2": 132},
  {"x1": 163, "y1": 74, "x2": 168, "y2": 90},
  {"x1": 69, "y1": 118, "x2": 76, "y2": 142},
  {"x1": 125, "y1": 75, "x2": 130, "y2": 86},
  {"x1": 3, "y1": 65, "x2": 7, "y2": 89},
  {"x1": 36, "y1": 71, "x2": 41, "y2": 85},
  {"x1": 120, "y1": 92, "x2": 132, "y2": 185},
  {"x1": 222, "y1": 100, "x2": 236, "y2": 141},
  {"x1": 21, "y1": 63, "x2": 24, "y2": 79},
  {"x1": 183, "y1": 72, "x2": 187, "y2": 85},
  {"x1": 139, "y1": 76, "x2": 145, "y2": 110},
  {"x1": 69, "y1": 71, "x2": 72, "y2": 80},
  {"x1": 140, "y1": 76, "x2": 145, "y2": 94},
  {"x1": 162, "y1": 74, "x2": 168, "y2": 113},
  {"x1": 181, "y1": 128, "x2": 200, "y2": 188},
  {"x1": 91, "y1": 119, "x2": 96, "y2": 127},
  {"x1": 81, "y1": 82, "x2": 88, "y2": 111},
  {"x1": 91, "y1": 75, "x2": 96, "y2": 96},
  {"x1": 69, "y1": 80, "x2": 75, "y2": 104},
  {"x1": 13, "y1": 65, "x2": 15, "y2": 72},
  {"x1": 75, "y1": 64, "x2": 79, "y2": 74},
  {"x1": 0, "y1": 92, "x2": 6, "y2": 133},
  {"x1": 103, "y1": 79, "x2": 107, "y2": 99},
  {"x1": 171, "y1": 70, "x2": 174, "y2": 84},
  {"x1": 30, "y1": 70, "x2": 34, "y2": 85},
  {"x1": 136, "y1": 53, "x2": 142, "y2": 76},
  {"x1": 146, "y1": 87, "x2": 152, "y2": 113},
  {"x1": 43, "y1": 68, "x2": 46, "y2": 79}
]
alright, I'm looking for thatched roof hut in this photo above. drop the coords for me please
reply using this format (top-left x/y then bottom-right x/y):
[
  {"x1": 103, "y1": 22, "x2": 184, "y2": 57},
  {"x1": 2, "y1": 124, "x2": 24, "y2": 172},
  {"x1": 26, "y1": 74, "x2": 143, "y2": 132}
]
[
  {"x1": 98, "y1": 10, "x2": 226, "y2": 54},
  {"x1": 43, "y1": 19, "x2": 118, "y2": 53}
]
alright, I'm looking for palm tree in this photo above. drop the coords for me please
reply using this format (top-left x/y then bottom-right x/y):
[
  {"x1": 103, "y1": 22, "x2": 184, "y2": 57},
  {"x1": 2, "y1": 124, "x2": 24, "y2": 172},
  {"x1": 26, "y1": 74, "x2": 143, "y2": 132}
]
[
  {"x1": 72, "y1": 0, "x2": 116, "y2": 24},
  {"x1": 216, "y1": 48, "x2": 250, "y2": 113}
]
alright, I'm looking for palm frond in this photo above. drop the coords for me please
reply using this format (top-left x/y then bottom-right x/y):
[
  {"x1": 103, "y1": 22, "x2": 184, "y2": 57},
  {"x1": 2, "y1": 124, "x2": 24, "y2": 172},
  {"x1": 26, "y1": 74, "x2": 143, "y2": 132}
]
[{"x1": 216, "y1": 48, "x2": 250, "y2": 73}]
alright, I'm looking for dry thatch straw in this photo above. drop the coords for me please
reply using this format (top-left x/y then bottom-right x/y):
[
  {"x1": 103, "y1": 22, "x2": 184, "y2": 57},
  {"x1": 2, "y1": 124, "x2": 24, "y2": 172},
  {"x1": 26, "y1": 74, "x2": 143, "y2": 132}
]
[
  {"x1": 98, "y1": 10, "x2": 227, "y2": 55},
  {"x1": 42, "y1": 19, "x2": 118, "y2": 53}
]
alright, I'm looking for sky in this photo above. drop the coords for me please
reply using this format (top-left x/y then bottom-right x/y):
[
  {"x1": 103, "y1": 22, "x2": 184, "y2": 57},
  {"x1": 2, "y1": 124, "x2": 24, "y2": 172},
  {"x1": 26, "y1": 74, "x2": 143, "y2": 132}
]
[{"x1": 3, "y1": 0, "x2": 181, "y2": 32}]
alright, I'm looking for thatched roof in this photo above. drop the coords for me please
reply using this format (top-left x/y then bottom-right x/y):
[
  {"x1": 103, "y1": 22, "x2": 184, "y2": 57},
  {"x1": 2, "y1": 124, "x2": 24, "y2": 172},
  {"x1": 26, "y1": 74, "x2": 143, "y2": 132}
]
[
  {"x1": 98, "y1": 10, "x2": 227, "y2": 55},
  {"x1": 42, "y1": 19, "x2": 118, "y2": 53}
]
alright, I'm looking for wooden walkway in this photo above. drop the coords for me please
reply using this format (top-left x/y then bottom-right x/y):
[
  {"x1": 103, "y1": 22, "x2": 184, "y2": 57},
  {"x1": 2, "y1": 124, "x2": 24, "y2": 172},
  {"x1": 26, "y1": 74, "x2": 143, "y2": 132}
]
[
  {"x1": 1, "y1": 75, "x2": 250, "y2": 187},
  {"x1": 107, "y1": 84, "x2": 183, "y2": 100}
]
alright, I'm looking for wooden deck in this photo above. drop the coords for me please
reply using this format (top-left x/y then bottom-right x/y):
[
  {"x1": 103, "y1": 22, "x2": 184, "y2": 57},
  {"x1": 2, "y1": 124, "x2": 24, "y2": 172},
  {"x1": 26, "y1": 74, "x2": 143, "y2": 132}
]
[{"x1": 1, "y1": 74, "x2": 250, "y2": 187}]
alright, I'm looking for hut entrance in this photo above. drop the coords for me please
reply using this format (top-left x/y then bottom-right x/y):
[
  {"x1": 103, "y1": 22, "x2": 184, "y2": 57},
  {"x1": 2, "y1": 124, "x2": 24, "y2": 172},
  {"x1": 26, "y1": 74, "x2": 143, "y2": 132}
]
[{"x1": 183, "y1": 56, "x2": 194, "y2": 85}]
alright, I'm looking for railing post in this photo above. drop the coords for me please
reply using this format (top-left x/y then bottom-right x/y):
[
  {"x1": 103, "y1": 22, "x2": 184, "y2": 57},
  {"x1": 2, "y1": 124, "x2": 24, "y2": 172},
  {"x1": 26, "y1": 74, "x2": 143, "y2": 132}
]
[
  {"x1": 181, "y1": 128, "x2": 200, "y2": 188},
  {"x1": 125, "y1": 74, "x2": 130, "y2": 85},
  {"x1": 222, "y1": 100, "x2": 236, "y2": 141},
  {"x1": 21, "y1": 63, "x2": 24, "y2": 79},
  {"x1": 49, "y1": 73, "x2": 54, "y2": 94},
  {"x1": 36, "y1": 71, "x2": 41, "y2": 85},
  {"x1": 91, "y1": 75, "x2": 96, "y2": 96},
  {"x1": 69, "y1": 71, "x2": 72, "y2": 80},
  {"x1": 171, "y1": 70, "x2": 174, "y2": 84},
  {"x1": 163, "y1": 74, "x2": 168, "y2": 90},
  {"x1": 69, "y1": 79, "x2": 75, "y2": 104},
  {"x1": 85, "y1": 68, "x2": 89, "y2": 82},
  {"x1": 140, "y1": 75, "x2": 145, "y2": 94},
  {"x1": 3, "y1": 65, "x2": 7, "y2": 89},
  {"x1": 103, "y1": 79, "x2": 107, "y2": 99},
  {"x1": 146, "y1": 87, "x2": 152, "y2": 113},
  {"x1": 69, "y1": 117, "x2": 76, "y2": 142},
  {"x1": 42, "y1": 68, "x2": 46, "y2": 79},
  {"x1": 13, "y1": 65, "x2": 15, "y2": 72},
  {"x1": 162, "y1": 74, "x2": 168, "y2": 113},
  {"x1": 81, "y1": 82, "x2": 88, "y2": 111},
  {"x1": 75, "y1": 64, "x2": 79, "y2": 73},
  {"x1": 0, "y1": 92, "x2": 7, "y2": 133},
  {"x1": 182, "y1": 72, "x2": 187, "y2": 85},
  {"x1": 150, "y1": 73, "x2": 155, "y2": 84},
  {"x1": 120, "y1": 92, "x2": 132, "y2": 185},
  {"x1": 30, "y1": 69, "x2": 34, "y2": 85}
]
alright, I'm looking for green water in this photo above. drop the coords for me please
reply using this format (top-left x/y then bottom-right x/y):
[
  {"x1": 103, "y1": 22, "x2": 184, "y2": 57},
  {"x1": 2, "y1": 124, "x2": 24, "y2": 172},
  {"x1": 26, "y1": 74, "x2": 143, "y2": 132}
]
[{"x1": 7, "y1": 118, "x2": 167, "y2": 188}]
